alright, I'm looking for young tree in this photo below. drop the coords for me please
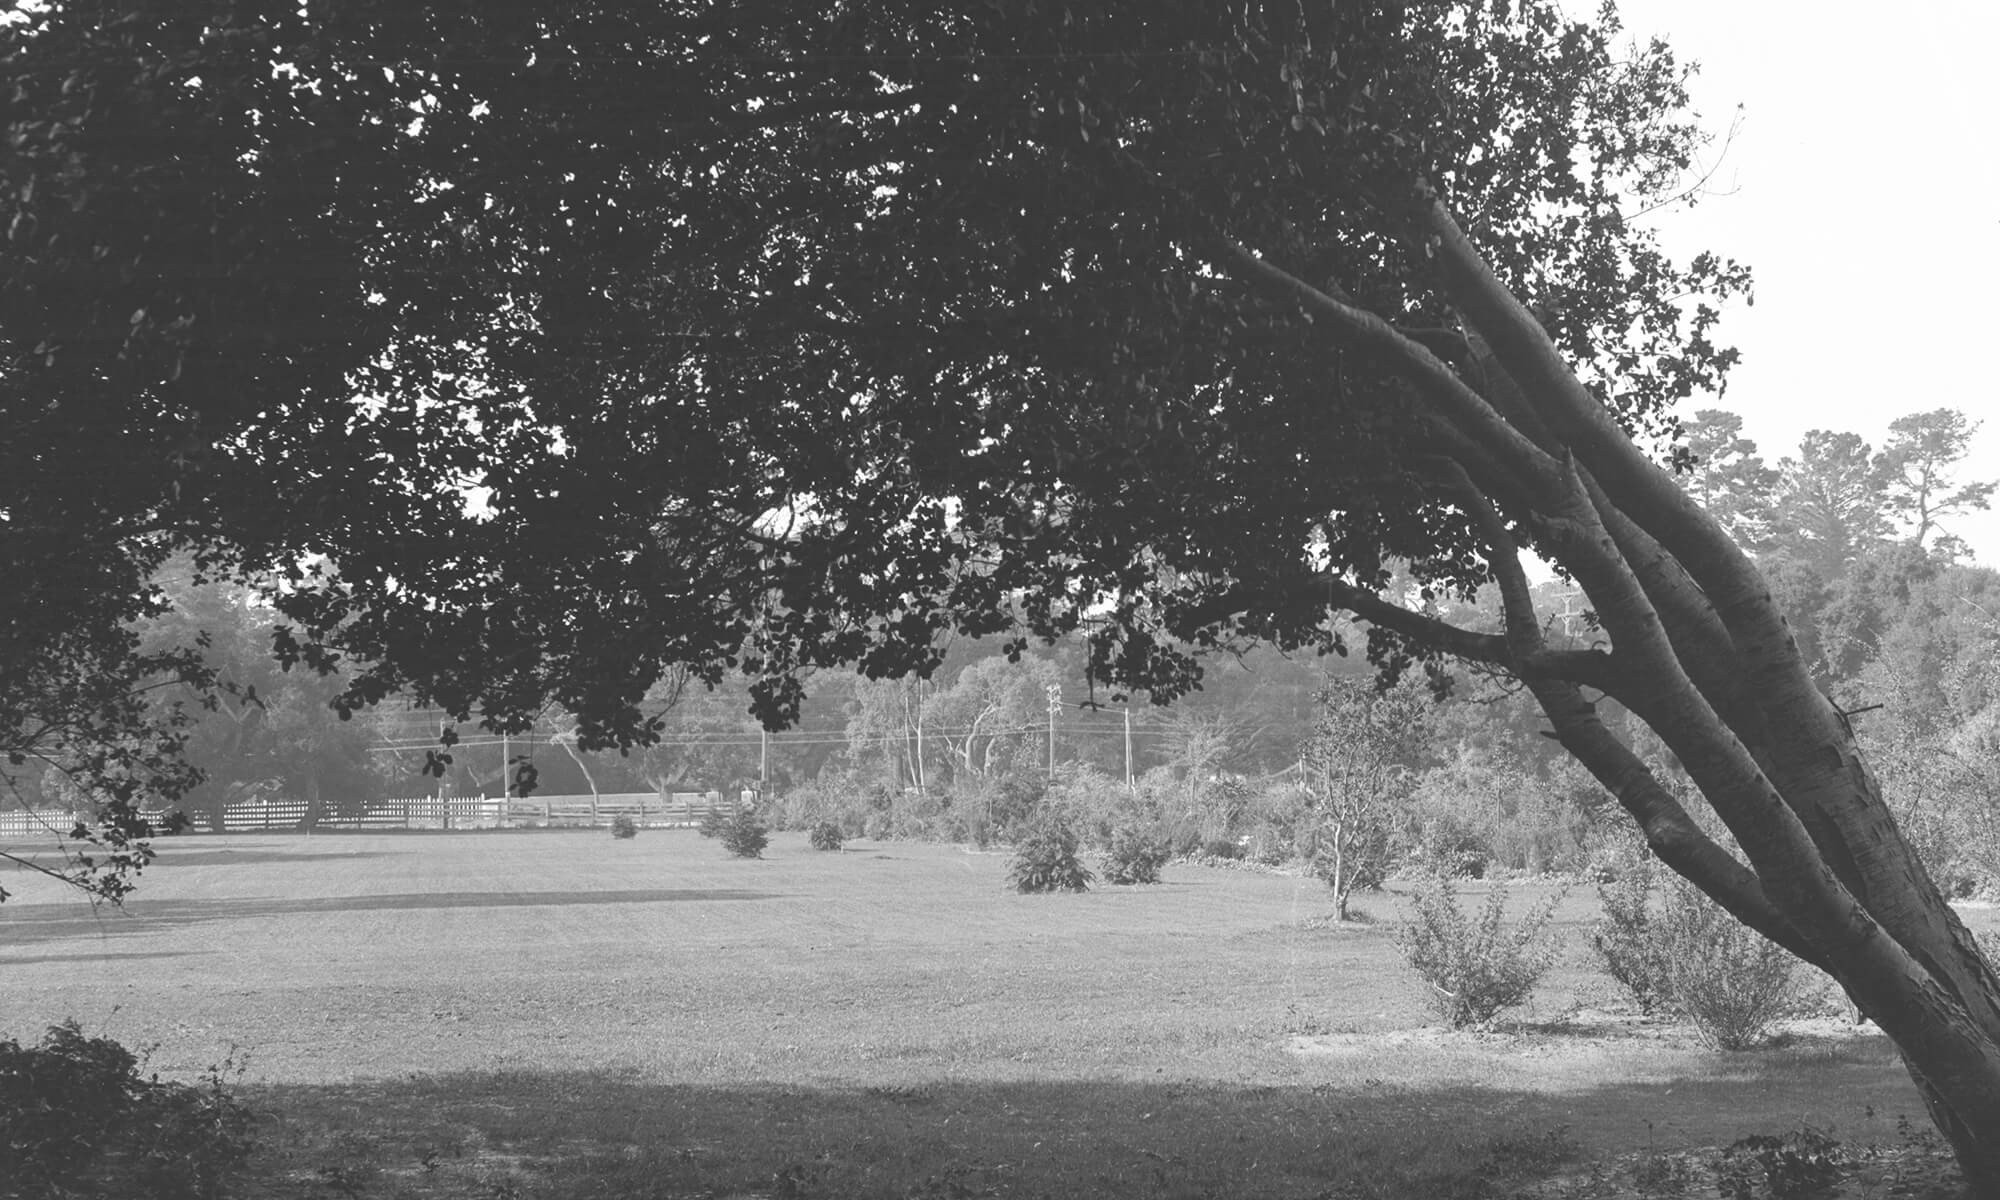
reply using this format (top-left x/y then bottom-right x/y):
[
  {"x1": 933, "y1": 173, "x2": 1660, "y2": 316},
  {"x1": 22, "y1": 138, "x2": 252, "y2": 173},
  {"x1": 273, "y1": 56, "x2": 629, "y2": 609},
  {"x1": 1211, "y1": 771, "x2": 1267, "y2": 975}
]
[
  {"x1": 1300, "y1": 679, "x2": 1434, "y2": 921},
  {"x1": 8, "y1": 2, "x2": 2000, "y2": 1179}
]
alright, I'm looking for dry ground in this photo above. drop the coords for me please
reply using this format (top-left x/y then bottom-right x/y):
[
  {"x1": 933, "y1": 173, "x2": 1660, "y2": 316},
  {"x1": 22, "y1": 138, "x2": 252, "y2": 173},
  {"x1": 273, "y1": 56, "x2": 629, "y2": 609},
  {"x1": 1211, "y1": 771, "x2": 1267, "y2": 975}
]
[{"x1": 0, "y1": 830, "x2": 1984, "y2": 1197}]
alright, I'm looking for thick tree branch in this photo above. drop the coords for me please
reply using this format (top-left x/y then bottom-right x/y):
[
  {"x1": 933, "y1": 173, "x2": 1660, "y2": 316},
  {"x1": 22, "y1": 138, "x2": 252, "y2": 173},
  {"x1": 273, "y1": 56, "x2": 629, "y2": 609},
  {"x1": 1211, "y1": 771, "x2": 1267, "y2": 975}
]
[
  {"x1": 1214, "y1": 240, "x2": 1565, "y2": 509},
  {"x1": 1414, "y1": 191, "x2": 2000, "y2": 1056},
  {"x1": 1526, "y1": 676, "x2": 1828, "y2": 968},
  {"x1": 1434, "y1": 461, "x2": 1827, "y2": 963}
]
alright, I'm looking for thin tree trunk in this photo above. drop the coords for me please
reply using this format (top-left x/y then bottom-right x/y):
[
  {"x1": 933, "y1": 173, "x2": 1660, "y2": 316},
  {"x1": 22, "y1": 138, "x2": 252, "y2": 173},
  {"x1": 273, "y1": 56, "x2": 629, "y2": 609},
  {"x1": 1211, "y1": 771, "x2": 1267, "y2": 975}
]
[{"x1": 559, "y1": 737, "x2": 600, "y2": 823}]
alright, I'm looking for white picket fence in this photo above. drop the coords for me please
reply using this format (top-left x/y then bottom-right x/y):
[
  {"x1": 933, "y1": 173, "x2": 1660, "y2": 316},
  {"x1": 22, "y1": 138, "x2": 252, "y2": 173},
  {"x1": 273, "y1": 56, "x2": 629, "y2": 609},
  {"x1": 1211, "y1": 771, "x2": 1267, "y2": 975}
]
[
  {"x1": 0, "y1": 791, "x2": 756, "y2": 837},
  {"x1": 0, "y1": 809, "x2": 86, "y2": 839}
]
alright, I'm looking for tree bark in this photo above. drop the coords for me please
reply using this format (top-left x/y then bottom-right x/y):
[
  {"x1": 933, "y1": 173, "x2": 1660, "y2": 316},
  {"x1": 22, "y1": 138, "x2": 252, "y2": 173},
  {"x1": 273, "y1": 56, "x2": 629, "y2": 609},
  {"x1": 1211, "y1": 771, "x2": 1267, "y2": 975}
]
[{"x1": 1219, "y1": 197, "x2": 2000, "y2": 1192}]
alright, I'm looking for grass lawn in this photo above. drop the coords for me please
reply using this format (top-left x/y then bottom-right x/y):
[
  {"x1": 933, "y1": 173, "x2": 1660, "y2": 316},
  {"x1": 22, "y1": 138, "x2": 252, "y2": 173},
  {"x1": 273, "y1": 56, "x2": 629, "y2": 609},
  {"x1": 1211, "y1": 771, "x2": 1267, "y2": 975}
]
[{"x1": 1, "y1": 830, "x2": 1982, "y2": 1198}]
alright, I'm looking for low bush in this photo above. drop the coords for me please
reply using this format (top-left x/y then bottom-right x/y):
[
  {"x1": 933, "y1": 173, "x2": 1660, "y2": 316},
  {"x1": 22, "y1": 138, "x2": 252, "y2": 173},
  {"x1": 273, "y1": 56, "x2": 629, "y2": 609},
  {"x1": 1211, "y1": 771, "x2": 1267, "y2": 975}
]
[
  {"x1": 808, "y1": 820, "x2": 844, "y2": 851},
  {"x1": 1198, "y1": 837, "x2": 1245, "y2": 861},
  {"x1": 1591, "y1": 861, "x2": 1672, "y2": 1015},
  {"x1": 697, "y1": 807, "x2": 731, "y2": 840},
  {"x1": 1717, "y1": 1128, "x2": 1844, "y2": 1200},
  {"x1": 1661, "y1": 882, "x2": 1822, "y2": 1050},
  {"x1": 1397, "y1": 876, "x2": 1564, "y2": 1028},
  {"x1": 1592, "y1": 857, "x2": 1823, "y2": 1049},
  {"x1": 0, "y1": 1020, "x2": 256, "y2": 1199},
  {"x1": 718, "y1": 809, "x2": 769, "y2": 859},
  {"x1": 1406, "y1": 814, "x2": 1489, "y2": 879},
  {"x1": 1008, "y1": 820, "x2": 1093, "y2": 893},
  {"x1": 609, "y1": 813, "x2": 638, "y2": 839},
  {"x1": 1101, "y1": 828, "x2": 1170, "y2": 885}
]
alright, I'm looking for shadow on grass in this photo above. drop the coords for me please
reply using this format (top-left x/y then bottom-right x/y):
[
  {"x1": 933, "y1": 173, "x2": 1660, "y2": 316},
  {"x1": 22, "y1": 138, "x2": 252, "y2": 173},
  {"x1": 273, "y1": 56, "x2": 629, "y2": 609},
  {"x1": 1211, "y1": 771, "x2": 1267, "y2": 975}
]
[
  {"x1": 0, "y1": 950, "x2": 205, "y2": 966},
  {"x1": 0, "y1": 889, "x2": 783, "y2": 944},
  {"x1": 139, "y1": 848, "x2": 405, "y2": 869},
  {"x1": 237, "y1": 1058, "x2": 1947, "y2": 1200}
]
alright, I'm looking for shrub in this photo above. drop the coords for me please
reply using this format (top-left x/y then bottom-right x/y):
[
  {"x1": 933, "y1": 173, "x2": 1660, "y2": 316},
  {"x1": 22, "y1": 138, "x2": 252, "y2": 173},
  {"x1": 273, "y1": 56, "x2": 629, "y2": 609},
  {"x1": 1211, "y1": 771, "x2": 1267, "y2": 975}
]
[
  {"x1": 1592, "y1": 861, "x2": 1673, "y2": 1015},
  {"x1": 718, "y1": 808, "x2": 769, "y2": 859},
  {"x1": 1199, "y1": 836, "x2": 1245, "y2": 861},
  {"x1": 1101, "y1": 827, "x2": 1170, "y2": 885},
  {"x1": 1593, "y1": 858, "x2": 1822, "y2": 1049},
  {"x1": 1397, "y1": 876, "x2": 1565, "y2": 1028},
  {"x1": 0, "y1": 1020, "x2": 256, "y2": 1199},
  {"x1": 609, "y1": 813, "x2": 638, "y2": 839},
  {"x1": 1008, "y1": 820, "x2": 1093, "y2": 893},
  {"x1": 808, "y1": 820, "x2": 844, "y2": 851},
  {"x1": 1659, "y1": 880, "x2": 1821, "y2": 1050},
  {"x1": 1407, "y1": 813, "x2": 1489, "y2": 879},
  {"x1": 697, "y1": 806, "x2": 731, "y2": 840},
  {"x1": 1717, "y1": 1128, "x2": 1844, "y2": 1200}
]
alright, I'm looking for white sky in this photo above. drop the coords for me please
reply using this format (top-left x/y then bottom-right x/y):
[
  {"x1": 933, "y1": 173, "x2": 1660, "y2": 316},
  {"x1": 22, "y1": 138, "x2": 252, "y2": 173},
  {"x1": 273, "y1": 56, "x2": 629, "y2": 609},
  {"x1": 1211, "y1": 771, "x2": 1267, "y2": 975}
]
[{"x1": 1611, "y1": 0, "x2": 2000, "y2": 565}]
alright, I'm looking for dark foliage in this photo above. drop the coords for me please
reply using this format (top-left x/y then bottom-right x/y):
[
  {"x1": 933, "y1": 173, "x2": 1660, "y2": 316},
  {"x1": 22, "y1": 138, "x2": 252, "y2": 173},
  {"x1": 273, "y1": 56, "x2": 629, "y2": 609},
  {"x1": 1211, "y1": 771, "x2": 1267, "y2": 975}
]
[
  {"x1": 1199, "y1": 837, "x2": 1246, "y2": 861},
  {"x1": 1009, "y1": 821, "x2": 1094, "y2": 894},
  {"x1": 610, "y1": 813, "x2": 638, "y2": 839},
  {"x1": 1717, "y1": 1129, "x2": 1845, "y2": 1200},
  {"x1": 808, "y1": 820, "x2": 845, "y2": 851},
  {"x1": 719, "y1": 809, "x2": 770, "y2": 859},
  {"x1": 0, "y1": 1021, "x2": 255, "y2": 1199}
]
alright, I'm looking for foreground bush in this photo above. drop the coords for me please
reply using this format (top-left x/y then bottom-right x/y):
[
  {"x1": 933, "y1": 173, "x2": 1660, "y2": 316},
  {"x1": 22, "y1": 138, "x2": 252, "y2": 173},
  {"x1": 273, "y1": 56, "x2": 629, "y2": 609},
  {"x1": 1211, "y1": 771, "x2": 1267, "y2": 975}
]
[
  {"x1": 0, "y1": 1020, "x2": 255, "y2": 1199},
  {"x1": 808, "y1": 820, "x2": 844, "y2": 851},
  {"x1": 1009, "y1": 820, "x2": 1093, "y2": 893},
  {"x1": 1397, "y1": 876, "x2": 1564, "y2": 1028},
  {"x1": 1101, "y1": 827, "x2": 1170, "y2": 885},
  {"x1": 609, "y1": 813, "x2": 638, "y2": 839},
  {"x1": 1593, "y1": 857, "x2": 1824, "y2": 1048}
]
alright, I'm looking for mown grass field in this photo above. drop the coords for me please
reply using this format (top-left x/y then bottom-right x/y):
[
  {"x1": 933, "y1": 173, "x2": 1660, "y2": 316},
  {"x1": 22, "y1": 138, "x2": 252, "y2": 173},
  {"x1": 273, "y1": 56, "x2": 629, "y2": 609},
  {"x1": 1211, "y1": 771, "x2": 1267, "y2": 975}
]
[{"x1": 0, "y1": 830, "x2": 1981, "y2": 1198}]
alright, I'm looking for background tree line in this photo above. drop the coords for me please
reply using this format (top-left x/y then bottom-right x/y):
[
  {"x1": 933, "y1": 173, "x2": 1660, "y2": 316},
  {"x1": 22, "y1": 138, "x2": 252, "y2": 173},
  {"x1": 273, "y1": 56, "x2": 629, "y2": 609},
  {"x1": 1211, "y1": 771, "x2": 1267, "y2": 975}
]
[{"x1": 17, "y1": 405, "x2": 1993, "y2": 900}]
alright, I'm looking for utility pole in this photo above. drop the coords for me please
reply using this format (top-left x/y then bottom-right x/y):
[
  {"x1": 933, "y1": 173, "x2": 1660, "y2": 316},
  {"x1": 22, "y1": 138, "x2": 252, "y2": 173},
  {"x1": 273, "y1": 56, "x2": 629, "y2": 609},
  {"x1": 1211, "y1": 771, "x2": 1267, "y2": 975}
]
[
  {"x1": 1046, "y1": 684, "x2": 1061, "y2": 779},
  {"x1": 1124, "y1": 706, "x2": 1134, "y2": 791}
]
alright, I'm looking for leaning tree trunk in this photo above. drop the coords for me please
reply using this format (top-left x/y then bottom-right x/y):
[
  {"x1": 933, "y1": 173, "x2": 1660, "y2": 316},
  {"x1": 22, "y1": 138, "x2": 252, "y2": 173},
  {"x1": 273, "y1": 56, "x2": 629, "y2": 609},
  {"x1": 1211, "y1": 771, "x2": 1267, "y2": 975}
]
[{"x1": 1218, "y1": 190, "x2": 2000, "y2": 1191}]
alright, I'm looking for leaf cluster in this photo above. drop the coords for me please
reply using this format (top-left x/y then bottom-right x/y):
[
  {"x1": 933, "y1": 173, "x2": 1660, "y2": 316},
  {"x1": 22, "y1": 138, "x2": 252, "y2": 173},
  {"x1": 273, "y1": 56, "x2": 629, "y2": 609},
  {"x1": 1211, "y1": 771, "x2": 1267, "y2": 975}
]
[{"x1": 2, "y1": 1, "x2": 1749, "y2": 757}]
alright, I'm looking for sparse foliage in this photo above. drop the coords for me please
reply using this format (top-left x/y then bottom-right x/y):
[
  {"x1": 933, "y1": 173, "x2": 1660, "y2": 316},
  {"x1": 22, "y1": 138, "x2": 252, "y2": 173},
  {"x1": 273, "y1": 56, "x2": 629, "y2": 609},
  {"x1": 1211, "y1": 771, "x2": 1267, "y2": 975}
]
[
  {"x1": 1592, "y1": 860, "x2": 1675, "y2": 1016},
  {"x1": 1593, "y1": 856, "x2": 1824, "y2": 1048},
  {"x1": 1398, "y1": 877, "x2": 1565, "y2": 1029},
  {"x1": 1300, "y1": 678, "x2": 1434, "y2": 920},
  {"x1": 1659, "y1": 881, "x2": 1824, "y2": 1051}
]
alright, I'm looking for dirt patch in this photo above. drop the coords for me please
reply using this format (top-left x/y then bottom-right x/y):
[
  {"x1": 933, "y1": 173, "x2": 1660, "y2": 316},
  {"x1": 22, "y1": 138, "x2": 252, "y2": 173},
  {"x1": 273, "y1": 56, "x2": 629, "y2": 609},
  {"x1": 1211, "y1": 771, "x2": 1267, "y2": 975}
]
[{"x1": 1288, "y1": 1007, "x2": 1877, "y2": 1062}]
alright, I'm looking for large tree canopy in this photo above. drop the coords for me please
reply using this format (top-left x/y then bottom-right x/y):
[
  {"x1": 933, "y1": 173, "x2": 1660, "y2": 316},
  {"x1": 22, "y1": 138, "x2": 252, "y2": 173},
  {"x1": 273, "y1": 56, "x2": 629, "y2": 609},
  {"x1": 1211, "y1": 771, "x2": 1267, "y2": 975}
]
[{"x1": 7, "y1": 1, "x2": 2000, "y2": 1186}]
